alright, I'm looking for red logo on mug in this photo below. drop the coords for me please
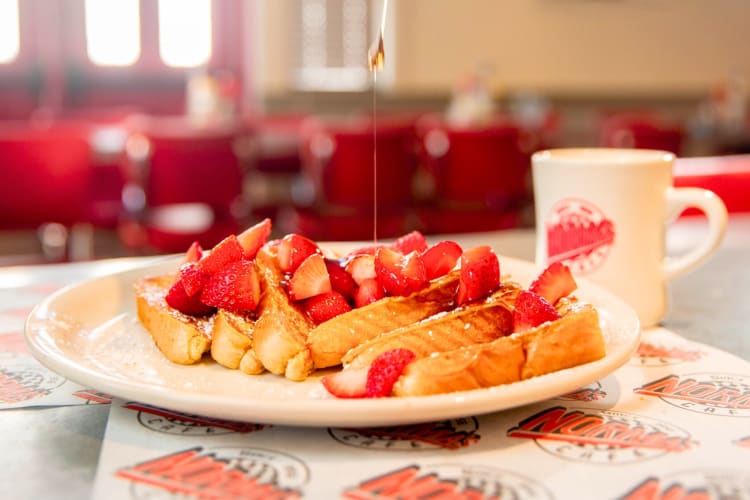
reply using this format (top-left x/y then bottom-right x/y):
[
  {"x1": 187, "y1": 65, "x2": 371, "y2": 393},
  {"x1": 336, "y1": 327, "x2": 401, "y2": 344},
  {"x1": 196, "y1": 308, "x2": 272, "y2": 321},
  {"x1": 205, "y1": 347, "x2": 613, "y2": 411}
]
[{"x1": 546, "y1": 198, "x2": 615, "y2": 274}]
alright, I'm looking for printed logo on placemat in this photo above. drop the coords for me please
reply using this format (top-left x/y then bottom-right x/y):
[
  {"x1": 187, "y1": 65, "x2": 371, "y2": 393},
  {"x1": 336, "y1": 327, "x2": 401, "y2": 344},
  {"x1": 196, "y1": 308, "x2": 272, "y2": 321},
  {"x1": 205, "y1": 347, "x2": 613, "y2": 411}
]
[
  {"x1": 0, "y1": 332, "x2": 30, "y2": 355},
  {"x1": 619, "y1": 469, "x2": 750, "y2": 500},
  {"x1": 545, "y1": 198, "x2": 615, "y2": 274},
  {"x1": 124, "y1": 402, "x2": 267, "y2": 435},
  {"x1": 634, "y1": 373, "x2": 750, "y2": 417},
  {"x1": 73, "y1": 389, "x2": 113, "y2": 404},
  {"x1": 117, "y1": 446, "x2": 308, "y2": 499},
  {"x1": 555, "y1": 381, "x2": 608, "y2": 402},
  {"x1": 343, "y1": 464, "x2": 552, "y2": 500},
  {"x1": 329, "y1": 418, "x2": 480, "y2": 450},
  {"x1": 507, "y1": 406, "x2": 695, "y2": 464},
  {"x1": 0, "y1": 364, "x2": 65, "y2": 404},
  {"x1": 630, "y1": 341, "x2": 703, "y2": 366},
  {"x1": 734, "y1": 435, "x2": 750, "y2": 449}
]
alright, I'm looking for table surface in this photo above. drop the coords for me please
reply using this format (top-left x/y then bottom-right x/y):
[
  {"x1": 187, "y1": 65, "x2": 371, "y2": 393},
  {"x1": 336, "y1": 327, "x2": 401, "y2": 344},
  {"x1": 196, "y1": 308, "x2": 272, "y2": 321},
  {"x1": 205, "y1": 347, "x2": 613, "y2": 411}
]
[{"x1": 1, "y1": 215, "x2": 748, "y2": 499}]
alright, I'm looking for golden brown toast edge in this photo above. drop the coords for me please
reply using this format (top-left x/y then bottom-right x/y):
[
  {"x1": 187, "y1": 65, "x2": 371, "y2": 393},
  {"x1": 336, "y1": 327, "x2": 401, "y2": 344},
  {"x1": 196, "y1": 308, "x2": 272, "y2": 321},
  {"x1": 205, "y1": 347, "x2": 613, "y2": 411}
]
[
  {"x1": 392, "y1": 304, "x2": 606, "y2": 397},
  {"x1": 307, "y1": 271, "x2": 461, "y2": 369},
  {"x1": 210, "y1": 309, "x2": 264, "y2": 374},
  {"x1": 134, "y1": 274, "x2": 212, "y2": 365}
]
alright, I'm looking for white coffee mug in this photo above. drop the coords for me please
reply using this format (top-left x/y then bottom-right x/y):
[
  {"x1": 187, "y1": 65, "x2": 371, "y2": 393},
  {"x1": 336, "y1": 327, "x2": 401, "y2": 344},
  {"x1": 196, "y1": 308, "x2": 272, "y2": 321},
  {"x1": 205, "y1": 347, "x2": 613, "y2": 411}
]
[{"x1": 532, "y1": 148, "x2": 728, "y2": 327}]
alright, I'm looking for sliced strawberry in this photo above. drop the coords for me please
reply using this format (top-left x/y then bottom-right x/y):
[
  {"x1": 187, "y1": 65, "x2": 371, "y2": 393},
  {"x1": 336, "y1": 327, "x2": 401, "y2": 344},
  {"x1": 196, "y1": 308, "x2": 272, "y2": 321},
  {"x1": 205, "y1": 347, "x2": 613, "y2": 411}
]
[
  {"x1": 391, "y1": 230, "x2": 428, "y2": 254},
  {"x1": 197, "y1": 235, "x2": 243, "y2": 276},
  {"x1": 288, "y1": 253, "x2": 331, "y2": 301},
  {"x1": 165, "y1": 279, "x2": 216, "y2": 316},
  {"x1": 512, "y1": 290, "x2": 561, "y2": 333},
  {"x1": 345, "y1": 254, "x2": 377, "y2": 285},
  {"x1": 325, "y1": 259, "x2": 357, "y2": 299},
  {"x1": 421, "y1": 240, "x2": 463, "y2": 280},
  {"x1": 237, "y1": 218, "x2": 272, "y2": 260},
  {"x1": 278, "y1": 233, "x2": 320, "y2": 274},
  {"x1": 375, "y1": 248, "x2": 428, "y2": 297},
  {"x1": 354, "y1": 278, "x2": 386, "y2": 308},
  {"x1": 182, "y1": 241, "x2": 203, "y2": 265},
  {"x1": 456, "y1": 246, "x2": 500, "y2": 305},
  {"x1": 322, "y1": 367, "x2": 368, "y2": 398},
  {"x1": 179, "y1": 262, "x2": 208, "y2": 296},
  {"x1": 529, "y1": 262, "x2": 577, "y2": 305},
  {"x1": 304, "y1": 291, "x2": 352, "y2": 324},
  {"x1": 200, "y1": 259, "x2": 261, "y2": 313},
  {"x1": 365, "y1": 348, "x2": 416, "y2": 398}
]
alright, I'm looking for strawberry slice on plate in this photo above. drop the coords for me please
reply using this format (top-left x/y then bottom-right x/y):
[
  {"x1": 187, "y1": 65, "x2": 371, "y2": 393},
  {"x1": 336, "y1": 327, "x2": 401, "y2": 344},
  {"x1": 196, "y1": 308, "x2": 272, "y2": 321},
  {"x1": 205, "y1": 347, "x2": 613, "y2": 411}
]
[
  {"x1": 288, "y1": 253, "x2": 331, "y2": 301},
  {"x1": 179, "y1": 262, "x2": 208, "y2": 297},
  {"x1": 391, "y1": 230, "x2": 428, "y2": 254},
  {"x1": 325, "y1": 259, "x2": 357, "y2": 299},
  {"x1": 529, "y1": 262, "x2": 577, "y2": 305},
  {"x1": 304, "y1": 291, "x2": 352, "y2": 324},
  {"x1": 512, "y1": 290, "x2": 561, "y2": 332},
  {"x1": 237, "y1": 218, "x2": 272, "y2": 260},
  {"x1": 345, "y1": 254, "x2": 377, "y2": 285},
  {"x1": 421, "y1": 240, "x2": 463, "y2": 280},
  {"x1": 181, "y1": 241, "x2": 203, "y2": 265},
  {"x1": 200, "y1": 259, "x2": 261, "y2": 313},
  {"x1": 365, "y1": 348, "x2": 416, "y2": 398},
  {"x1": 456, "y1": 246, "x2": 500, "y2": 305},
  {"x1": 278, "y1": 233, "x2": 321, "y2": 274},
  {"x1": 375, "y1": 248, "x2": 428, "y2": 297},
  {"x1": 197, "y1": 235, "x2": 244, "y2": 276},
  {"x1": 321, "y1": 367, "x2": 368, "y2": 399},
  {"x1": 165, "y1": 279, "x2": 216, "y2": 316},
  {"x1": 354, "y1": 278, "x2": 385, "y2": 308}
]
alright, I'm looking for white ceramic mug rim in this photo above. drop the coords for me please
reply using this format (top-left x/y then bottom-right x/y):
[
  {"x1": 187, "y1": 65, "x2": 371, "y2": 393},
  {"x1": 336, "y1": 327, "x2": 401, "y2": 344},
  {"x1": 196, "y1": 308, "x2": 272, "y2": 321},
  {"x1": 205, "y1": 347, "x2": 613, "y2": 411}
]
[{"x1": 532, "y1": 147, "x2": 675, "y2": 166}]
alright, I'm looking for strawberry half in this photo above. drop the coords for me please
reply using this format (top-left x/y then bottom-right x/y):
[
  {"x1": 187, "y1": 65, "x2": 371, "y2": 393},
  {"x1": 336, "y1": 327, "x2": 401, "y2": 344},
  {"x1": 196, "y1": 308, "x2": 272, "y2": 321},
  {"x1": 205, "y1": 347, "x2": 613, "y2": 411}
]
[
  {"x1": 365, "y1": 348, "x2": 416, "y2": 398},
  {"x1": 421, "y1": 240, "x2": 463, "y2": 280},
  {"x1": 182, "y1": 241, "x2": 203, "y2": 265},
  {"x1": 288, "y1": 253, "x2": 331, "y2": 301},
  {"x1": 304, "y1": 291, "x2": 352, "y2": 324},
  {"x1": 512, "y1": 290, "x2": 561, "y2": 332},
  {"x1": 391, "y1": 230, "x2": 428, "y2": 254},
  {"x1": 278, "y1": 233, "x2": 320, "y2": 274},
  {"x1": 345, "y1": 254, "x2": 377, "y2": 285},
  {"x1": 179, "y1": 262, "x2": 208, "y2": 296},
  {"x1": 456, "y1": 246, "x2": 500, "y2": 305},
  {"x1": 237, "y1": 218, "x2": 272, "y2": 260},
  {"x1": 322, "y1": 367, "x2": 368, "y2": 398},
  {"x1": 200, "y1": 259, "x2": 261, "y2": 313},
  {"x1": 165, "y1": 279, "x2": 216, "y2": 316},
  {"x1": 354, "y1": 278, "x2": 386, "y2": 308},
  {"x1": 529, "y1": 262, "x2": 577, "y2": 305},
  {"x1": 325, "y1": 259, "x2": 357, "y2": 300},
  {"x1": 197, "y1": 235, "x2": 244, "y2": 276},
  {"x1": 375, "y1": 248, "x2": 428, "y2": 297}
]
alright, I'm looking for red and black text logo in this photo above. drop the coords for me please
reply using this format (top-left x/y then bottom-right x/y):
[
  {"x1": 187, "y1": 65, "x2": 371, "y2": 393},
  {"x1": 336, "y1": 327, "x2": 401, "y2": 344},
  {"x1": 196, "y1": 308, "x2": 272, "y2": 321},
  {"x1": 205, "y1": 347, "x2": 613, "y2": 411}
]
[
  {"x1": 117, "y1": 446, "x2": 308, "y2": 499},
  {"x1": 125, "y1": 402, "x2": 266, "y2": 435},
  {"x1": 634, "y1": 373, "x2": 750, "y2": 417},
  {"x1": 329, "y1": 418, "x2": 480, "y2": 450},
  {"x1": 508, "y1": 406, "x2": 695, "y2": 464},
  {"x1": 631, "y1": 341, "x2": 703, "y2": 366},
  {"x1": 0, "y1": 365, "x2": 65, "y2": 405},
  {"x1": 343, "y1": 464, "x2": 552, "y2": 499},
  {"x1": 556, "y1": 381, "x2": 608, "y2": 402},
  {"x1": 620, "y1": 469, "x2": 750, "y2": 499}
]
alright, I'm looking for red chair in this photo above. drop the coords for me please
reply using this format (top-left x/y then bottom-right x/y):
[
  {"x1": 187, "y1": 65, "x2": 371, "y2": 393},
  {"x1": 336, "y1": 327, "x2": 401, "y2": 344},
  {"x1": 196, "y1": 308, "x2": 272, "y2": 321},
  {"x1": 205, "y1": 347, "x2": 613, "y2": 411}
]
[
  {"x1": 291, "y1": 115, "x2": 419, "y2": 241},
  {"x1": 0, "y1": 121, "x2": 95, "y2": 260},
  {"x1": 674, "y1": 155, "x2": 750, "y2": 213},
  {"x1": 119, "y1": 116, "x2": 249, "y2": 253},
  {"x1": 599, "y1": 113, "x2": 685, "y2": 155},
  {"x1": 415, "y1": 116, "x2": 530, "y2": 234}
]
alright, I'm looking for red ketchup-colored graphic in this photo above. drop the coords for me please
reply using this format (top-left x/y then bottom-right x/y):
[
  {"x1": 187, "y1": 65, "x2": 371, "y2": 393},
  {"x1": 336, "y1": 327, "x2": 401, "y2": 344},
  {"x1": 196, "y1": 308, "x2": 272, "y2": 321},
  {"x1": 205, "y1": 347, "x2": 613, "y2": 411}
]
[{"x1": 545, "y1": 198, "x2": 615, "y2": 274}]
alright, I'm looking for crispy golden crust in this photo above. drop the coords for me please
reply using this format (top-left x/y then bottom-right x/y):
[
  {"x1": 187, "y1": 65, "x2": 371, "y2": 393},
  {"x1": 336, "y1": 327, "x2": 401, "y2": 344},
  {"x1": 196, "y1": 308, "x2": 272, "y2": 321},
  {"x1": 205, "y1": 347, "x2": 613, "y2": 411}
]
[
  {"x1": 134, "y1": 274, "x2": 212, "y2": 365},
  {"x1": 392, "y1": 304, "x2": 606, "y2": 397},
  {"x1": 210, "y1": 309, "x2": 263, "y2": 374},
  {"x1": 252, "y1": 245, "x2": 314, "y2": 380},
  {"x1": 343, "y1": 283, "x2": 520, "y2": 370},
  {"x1": 307, "y1": 271, "x2": 460, "y2": 369}
]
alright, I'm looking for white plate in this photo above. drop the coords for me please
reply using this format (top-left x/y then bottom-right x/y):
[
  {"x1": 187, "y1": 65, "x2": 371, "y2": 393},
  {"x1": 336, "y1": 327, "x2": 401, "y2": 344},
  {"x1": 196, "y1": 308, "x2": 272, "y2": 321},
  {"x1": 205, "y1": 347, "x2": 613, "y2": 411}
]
[{"x1": 25, "y1": 255, "x2": 640, "y2": 427}]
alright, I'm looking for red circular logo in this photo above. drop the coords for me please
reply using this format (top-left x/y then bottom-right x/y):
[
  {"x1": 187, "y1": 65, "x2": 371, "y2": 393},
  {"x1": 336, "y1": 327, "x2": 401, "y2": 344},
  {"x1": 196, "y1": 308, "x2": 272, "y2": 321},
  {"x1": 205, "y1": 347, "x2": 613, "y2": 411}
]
[{"x1": 545, "y1": 198, "x2": 615, "y2": 274}]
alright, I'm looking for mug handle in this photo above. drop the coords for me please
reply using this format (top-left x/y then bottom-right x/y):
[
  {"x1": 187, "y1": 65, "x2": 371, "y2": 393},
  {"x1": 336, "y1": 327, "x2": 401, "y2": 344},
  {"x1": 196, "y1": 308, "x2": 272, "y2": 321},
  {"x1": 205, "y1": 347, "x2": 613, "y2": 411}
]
[{"x1": 663, "y1": 187, "x2": 728, "y2": 281}]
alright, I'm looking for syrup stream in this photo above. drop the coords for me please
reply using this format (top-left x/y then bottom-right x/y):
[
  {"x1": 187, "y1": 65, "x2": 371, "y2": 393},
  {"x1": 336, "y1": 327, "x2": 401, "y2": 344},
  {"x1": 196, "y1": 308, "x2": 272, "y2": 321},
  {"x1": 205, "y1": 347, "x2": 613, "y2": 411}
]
[{"x1": 368, "y1": 0, "x2": 387, "y2": 243}]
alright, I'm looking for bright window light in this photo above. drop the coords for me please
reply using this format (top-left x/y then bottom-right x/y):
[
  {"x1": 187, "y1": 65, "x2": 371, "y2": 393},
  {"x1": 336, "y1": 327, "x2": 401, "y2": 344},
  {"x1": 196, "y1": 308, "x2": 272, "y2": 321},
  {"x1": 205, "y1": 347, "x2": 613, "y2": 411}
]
[
  {"x1": 158, "y1": 0, "x2": 212, "y2": 68},
  {"x1": 0, "y1": 0, "x2": 20, "y2": 64},
  {"x1": 85, "y1": 0, "x2": 141, "y2": 66}
]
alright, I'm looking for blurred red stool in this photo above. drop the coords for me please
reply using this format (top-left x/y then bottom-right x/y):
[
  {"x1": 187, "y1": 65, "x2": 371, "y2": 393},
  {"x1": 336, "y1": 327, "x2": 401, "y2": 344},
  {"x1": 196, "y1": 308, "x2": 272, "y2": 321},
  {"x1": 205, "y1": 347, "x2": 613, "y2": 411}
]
[
  {"x1": 600, "y1": 113, "x2": 685, "y2": 155},
  {"x1": 674, "y1": 155, "x2": 750, "y2": 214}
]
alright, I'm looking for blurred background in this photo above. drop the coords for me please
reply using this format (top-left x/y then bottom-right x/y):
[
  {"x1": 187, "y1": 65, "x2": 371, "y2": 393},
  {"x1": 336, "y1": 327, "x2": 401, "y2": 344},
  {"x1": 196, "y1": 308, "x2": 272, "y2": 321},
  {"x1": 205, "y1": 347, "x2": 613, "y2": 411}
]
[{"x1": 1, "y1": 0, "x2": 749, "y2": 264}]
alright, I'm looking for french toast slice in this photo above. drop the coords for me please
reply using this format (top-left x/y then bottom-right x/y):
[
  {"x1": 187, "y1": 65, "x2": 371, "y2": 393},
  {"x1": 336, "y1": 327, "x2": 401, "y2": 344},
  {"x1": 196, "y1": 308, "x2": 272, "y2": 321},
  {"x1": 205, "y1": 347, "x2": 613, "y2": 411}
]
[
  {"x1": 252, "y1": 244, "x2": 315, "y2": 380},
  {"x1": 307, "y1": 271, "x2": 461, "y2": 369},
  {"x1": 210, "y1": 309, "x2": 264, "y2": 374},
  {"x1": 342, "y1": 282, "x2": 521, "y2": 370},
  {"x1": 135, "y1": 274, "x2": 213, "y2": 365},
  {"x1": 392, "y1": 303, "x2": 606, "y2": 397}
]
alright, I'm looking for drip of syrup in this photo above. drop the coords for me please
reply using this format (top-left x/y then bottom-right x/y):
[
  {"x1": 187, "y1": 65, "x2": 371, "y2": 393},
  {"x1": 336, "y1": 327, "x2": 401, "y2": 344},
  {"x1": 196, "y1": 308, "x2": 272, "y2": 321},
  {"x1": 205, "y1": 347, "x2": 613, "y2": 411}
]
[{"x1": 367, "y1": 0, "x2": 387, "y2": 243}]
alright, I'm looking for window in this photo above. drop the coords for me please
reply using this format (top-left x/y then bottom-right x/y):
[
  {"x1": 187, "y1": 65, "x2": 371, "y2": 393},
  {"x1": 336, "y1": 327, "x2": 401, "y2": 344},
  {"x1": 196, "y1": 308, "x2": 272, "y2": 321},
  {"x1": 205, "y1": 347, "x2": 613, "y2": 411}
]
[
  {"x1": 158, "y1": 0, "x2": 212, "y2": 68},
  {"x1": 0, "y1": 0, "x2": 20, "y2": 64},
  {"x1": 85, "y1": 0, "x2": 141, "y2": 66}
]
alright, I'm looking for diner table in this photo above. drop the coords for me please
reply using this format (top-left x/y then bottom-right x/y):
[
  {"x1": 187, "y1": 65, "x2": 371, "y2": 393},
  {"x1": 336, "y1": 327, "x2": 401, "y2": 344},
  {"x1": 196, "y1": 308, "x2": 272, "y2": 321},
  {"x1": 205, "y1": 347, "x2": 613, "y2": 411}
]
[{"x1": 1, "y1": 214, "x2": 749, "y2": 499}]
